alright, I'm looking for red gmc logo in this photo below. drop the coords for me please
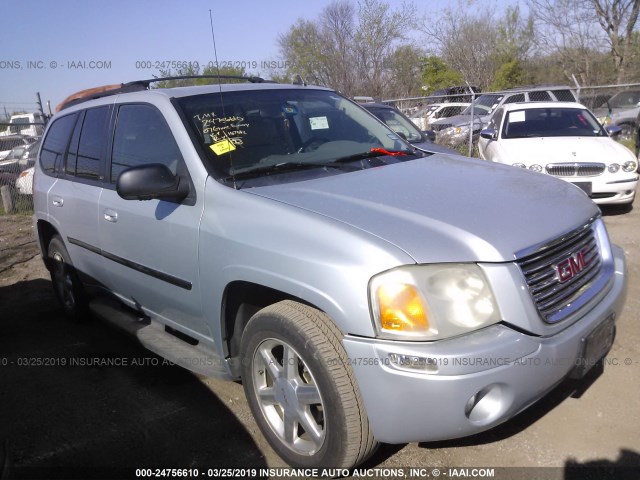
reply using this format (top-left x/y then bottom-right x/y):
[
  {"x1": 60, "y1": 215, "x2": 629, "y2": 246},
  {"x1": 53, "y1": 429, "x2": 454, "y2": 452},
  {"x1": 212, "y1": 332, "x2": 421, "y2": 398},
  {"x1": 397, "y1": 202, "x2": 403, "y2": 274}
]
[{"x1": 555, "y1": 246, "x2": 591, "y2": 283}]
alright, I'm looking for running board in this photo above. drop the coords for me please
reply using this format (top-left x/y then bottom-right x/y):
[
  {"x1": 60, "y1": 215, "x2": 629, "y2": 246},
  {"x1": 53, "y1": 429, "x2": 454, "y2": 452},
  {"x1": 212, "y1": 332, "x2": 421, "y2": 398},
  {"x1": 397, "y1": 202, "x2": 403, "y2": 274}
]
[{"x1": 89, "y1": 297, "x2": 231, "y2": 380}]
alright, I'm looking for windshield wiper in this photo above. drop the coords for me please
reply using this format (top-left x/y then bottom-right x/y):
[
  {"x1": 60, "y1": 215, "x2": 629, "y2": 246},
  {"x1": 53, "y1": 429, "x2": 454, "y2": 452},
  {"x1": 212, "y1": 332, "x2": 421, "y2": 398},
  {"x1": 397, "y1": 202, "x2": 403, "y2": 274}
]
[
  {"x1": 224, "y1": 148, "x2": 413, "y2": 183},
  {"x1": 225, "y1": 161, "x2": 360, "y2": 181},
  {"x1": 332, "y1": 148, "x2": 412, "y2": 164}
]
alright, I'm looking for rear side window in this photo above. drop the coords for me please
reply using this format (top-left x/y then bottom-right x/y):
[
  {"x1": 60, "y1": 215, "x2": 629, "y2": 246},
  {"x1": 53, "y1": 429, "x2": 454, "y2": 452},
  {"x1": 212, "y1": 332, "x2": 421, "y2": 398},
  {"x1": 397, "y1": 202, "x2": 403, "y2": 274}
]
[
  {"x1": 40, "y1": 113, "x2": 77, "y2": 175},
  {"x1": 504, "y1": 94, "x2": 525, "y2": 104},
  {"x1": 553, "y1": 90, "x2": 577, "y2": 102},
  {"x1": 528, "y1": 91, "x2": 552, "y2": 102},
  {"x1": 66, "y1": 106, "x2": 110, "y2": 180},
  {"x1": 111, "y1": 104, "x2": 183, "y2": 182}
]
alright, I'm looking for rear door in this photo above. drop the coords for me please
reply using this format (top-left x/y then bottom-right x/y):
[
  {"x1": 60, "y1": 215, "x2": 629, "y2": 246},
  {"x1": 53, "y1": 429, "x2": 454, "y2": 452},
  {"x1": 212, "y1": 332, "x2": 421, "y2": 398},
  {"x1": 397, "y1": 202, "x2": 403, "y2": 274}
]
[
  {"x1": 44, "y1": 106, "x2": 111, "y2": 286},
  {"x1": 98, "y1": 103, "x2": 206, "y2": 336}
]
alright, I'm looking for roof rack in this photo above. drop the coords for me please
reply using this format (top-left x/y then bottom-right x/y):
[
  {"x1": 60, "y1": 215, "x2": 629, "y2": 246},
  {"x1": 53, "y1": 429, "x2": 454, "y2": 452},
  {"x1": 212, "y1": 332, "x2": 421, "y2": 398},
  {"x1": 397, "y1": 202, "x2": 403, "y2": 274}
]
[{"x1": 57, "y1": 75, "x2": 269, "y2": 111}]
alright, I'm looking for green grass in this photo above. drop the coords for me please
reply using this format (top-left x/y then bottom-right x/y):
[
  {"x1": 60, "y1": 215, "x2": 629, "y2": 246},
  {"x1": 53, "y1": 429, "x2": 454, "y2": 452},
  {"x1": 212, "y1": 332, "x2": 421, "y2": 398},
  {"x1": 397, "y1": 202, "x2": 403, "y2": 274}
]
[
  {"x1": 617, "y1": 137, "x2": 636, "y2": 153},
  {"x1": 0, "y1": 195, "x2": 33, "y2": 216}
]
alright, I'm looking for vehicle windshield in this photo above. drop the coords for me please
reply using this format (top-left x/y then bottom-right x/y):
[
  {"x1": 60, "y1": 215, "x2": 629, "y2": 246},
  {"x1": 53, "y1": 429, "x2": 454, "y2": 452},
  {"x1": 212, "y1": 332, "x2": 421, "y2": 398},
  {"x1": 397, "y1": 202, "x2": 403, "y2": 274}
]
[
  {"x1": 502, "y1": 107, "x2": 607, "y2": 139},
  {"x1": 607, "y1": 91, "x2": 640, "y2": 108},
  {"x1": 178, "y1": 88, "x2": 414, "y2": 180},
  {"x1": 462, "y1": 94, "x2": 503, "y2": 116},
  {"x1": 367, "y1": 107, "x2": 423, "y2": 143}
]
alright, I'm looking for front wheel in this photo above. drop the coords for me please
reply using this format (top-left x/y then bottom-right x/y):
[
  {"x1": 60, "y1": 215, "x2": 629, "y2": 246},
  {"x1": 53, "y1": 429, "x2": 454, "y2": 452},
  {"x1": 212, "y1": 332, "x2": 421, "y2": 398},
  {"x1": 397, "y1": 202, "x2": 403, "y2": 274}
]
[
  {"x1": 619, "y1": 123, "x2": 634, "y2": 142},
  {"x1": 47, "y1": 235, "x2": 88, "y2": 320},
  {"x1": 240, "y1": 300, "x2": 377, "y2": 469}
]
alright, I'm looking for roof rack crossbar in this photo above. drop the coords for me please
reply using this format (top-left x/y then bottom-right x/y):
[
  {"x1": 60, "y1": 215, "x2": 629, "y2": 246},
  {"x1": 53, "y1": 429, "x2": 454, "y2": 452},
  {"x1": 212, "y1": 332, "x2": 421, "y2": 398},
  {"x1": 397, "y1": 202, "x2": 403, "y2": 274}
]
[
  {"x1": 124, "y1": 75, "x2": 267, "y2": 89},
  {"x1": 57, "y1": 75, "x2": 271, "y2": 111}
]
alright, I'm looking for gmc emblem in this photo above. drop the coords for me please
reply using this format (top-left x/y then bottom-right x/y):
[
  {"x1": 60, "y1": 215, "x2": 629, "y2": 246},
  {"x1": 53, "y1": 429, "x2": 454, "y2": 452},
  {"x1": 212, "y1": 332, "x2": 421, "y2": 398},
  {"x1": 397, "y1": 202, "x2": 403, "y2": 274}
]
[{"x1": 555, "y1": 246, "x2": 591, "y2": 283}]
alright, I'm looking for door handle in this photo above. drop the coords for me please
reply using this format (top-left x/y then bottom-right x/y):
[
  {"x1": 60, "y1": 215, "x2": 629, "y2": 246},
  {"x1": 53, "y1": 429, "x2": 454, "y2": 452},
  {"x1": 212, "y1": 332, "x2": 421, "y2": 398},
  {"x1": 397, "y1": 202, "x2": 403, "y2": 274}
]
[
  {"x1": 52, "y1": 196, "x2": 63, "y2": 207},
  {"x1": 103, "y1": 209, "x2": 118, "y2": 223}
]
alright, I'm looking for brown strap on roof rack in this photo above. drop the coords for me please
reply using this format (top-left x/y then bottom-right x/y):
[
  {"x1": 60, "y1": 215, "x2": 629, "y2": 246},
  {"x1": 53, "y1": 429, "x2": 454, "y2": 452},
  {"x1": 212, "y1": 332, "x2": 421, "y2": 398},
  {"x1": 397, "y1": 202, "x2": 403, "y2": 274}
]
[{"x1": 56, "y1": 84, "x2": 123, "y2": 112}]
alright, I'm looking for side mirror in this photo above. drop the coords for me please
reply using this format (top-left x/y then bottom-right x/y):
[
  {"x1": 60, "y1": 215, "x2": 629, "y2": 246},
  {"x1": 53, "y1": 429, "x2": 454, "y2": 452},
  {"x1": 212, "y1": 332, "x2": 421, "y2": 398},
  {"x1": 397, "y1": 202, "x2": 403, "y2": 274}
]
[
  {"x1": 422, "y1": 129, "x2": 436, "y2": 142},
  {"x1": 395, "y1": 131, "x2": 408, "y2": 141},
  {"x1": 605, "y1": 125, "x2": 622, "y2": 138},
  {"x1": 480, "y1": 128, "x2": 497, "y2": 140},
  {"x1": 117, "y1": 163, "x2": 189, "y2": 202}
]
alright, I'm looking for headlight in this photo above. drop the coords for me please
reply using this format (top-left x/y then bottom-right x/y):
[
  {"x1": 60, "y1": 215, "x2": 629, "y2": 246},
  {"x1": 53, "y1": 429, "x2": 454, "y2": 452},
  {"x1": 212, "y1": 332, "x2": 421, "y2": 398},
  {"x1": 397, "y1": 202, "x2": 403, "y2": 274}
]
[
  {"x1": 608, "y1": 163, "x2": 620, "y2": 173},
  {"x1": 444, "y1": 125, "x2": 469, "y2": 137},
  {"x1": 512, "y1": 163, "x2": 526, "y2": 168},
  {"x1": 622, "y1": 160, "x2": 637, "y2": 172},
  {"x1": 369, "y1": 265, "x2": 501, "y2": 340},
  {"x1": 598, "y1": 116, "x2": 611, "y2": 126},
  {"x1": 529, "y1": 164, "x2": 543, "y2": 173}
]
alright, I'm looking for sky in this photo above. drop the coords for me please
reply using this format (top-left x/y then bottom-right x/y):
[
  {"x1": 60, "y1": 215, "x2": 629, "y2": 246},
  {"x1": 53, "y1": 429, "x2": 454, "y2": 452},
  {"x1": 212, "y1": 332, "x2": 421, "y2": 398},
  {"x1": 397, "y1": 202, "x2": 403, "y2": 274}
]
[{"x1": 0, "y1": 0, "x2": 485, "y2": 116}]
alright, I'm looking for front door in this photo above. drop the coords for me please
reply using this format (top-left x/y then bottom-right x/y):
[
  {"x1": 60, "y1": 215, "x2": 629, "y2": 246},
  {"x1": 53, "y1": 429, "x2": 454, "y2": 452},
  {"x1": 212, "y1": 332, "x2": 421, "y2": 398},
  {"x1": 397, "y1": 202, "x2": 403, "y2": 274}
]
[{"x1": 98, "y1": 103, "x2": 206, "y2": 337}]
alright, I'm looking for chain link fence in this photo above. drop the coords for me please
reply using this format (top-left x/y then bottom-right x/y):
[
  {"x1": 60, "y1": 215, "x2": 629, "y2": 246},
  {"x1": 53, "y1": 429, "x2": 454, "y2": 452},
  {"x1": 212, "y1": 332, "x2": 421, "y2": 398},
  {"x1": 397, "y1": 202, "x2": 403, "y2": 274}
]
[
  {"x1": 0, "y1": 122, "x2": 44, "y2": 215},
  {"x1": 384, "y1": 82, "x2": 640, "y2": 159},
  {"x1": 2, "y1": 83, "x2": 639, "y2": 215}
]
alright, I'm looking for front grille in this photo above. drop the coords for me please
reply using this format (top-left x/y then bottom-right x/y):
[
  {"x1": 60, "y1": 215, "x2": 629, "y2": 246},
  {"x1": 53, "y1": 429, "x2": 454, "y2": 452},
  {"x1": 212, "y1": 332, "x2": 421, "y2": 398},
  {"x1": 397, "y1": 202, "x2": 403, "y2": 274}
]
[
  {"x1": 516, "y1": 221, "x2": 603, "y2": 323},
  {"x1": 431, "y1": 123, "x2": 451, "y2": 132},
  {"x1": 546, "y1": 163, "x2": 605, "y2": 177}
]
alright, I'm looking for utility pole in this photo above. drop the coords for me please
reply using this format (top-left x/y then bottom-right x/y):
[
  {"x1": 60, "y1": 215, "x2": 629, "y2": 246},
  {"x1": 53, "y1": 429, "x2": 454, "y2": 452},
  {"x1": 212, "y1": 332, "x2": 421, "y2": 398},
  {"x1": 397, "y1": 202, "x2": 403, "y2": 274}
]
[{"x1": 36, "y1": 92, "x2": 44, "y2": 116}]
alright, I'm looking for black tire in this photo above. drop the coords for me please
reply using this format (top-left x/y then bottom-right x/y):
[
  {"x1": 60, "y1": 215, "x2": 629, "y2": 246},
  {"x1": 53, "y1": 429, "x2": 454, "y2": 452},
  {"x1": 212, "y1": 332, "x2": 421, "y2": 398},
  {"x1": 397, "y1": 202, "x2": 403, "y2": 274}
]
[
  {"x1": 619, "y1": 123, "x2": 634, "y2": 142},
  {"x1": 240, "y1": 300, "x2": 377, "y2": 469},
  {"x1": 47, "y1": 235, "x2": 88, "y2": 320}
]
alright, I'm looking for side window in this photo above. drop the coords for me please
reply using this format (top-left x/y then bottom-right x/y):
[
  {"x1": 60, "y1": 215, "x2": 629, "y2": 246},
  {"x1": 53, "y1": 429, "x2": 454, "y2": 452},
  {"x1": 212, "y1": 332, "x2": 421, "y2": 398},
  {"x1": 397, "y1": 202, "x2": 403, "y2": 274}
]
[
  {"x1": 529, "y1": 91, "x2": 552, "y2": 102},
  {"x1": 40, "y1": 113, "x2": 78, "y2": 175},
  {"x1": 65, "y1": 111, "x2": 84, "y2": 176},
  {"x1": 553, "y1": 90, "x2": 577, "y2": 102},
  {"x1": 504, "y1": 94, "x2": 525, "y2": 104},
  {"x1": 66, "y1": 107, "x2": 110, "y2": 179},
  {"x1": 489, "y1": 108, "x2": 504, "y2": 132},
  {"x1": 111, "y1": 104, "x2": 183, "y2": 183},
  {"x1": 75, "y1": 107, "x2": 109, "y2": 180}
]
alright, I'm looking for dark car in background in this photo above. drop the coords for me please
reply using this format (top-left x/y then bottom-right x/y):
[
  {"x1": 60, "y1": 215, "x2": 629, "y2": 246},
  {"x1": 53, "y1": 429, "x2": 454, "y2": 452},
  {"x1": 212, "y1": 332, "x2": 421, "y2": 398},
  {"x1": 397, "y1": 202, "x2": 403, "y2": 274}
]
[
  {"x1": 362, "y1": 103, "x2": 457, "y2": 154},
  {"x1": 425, "y1": 85, "x2": 480, "y2": 104}
]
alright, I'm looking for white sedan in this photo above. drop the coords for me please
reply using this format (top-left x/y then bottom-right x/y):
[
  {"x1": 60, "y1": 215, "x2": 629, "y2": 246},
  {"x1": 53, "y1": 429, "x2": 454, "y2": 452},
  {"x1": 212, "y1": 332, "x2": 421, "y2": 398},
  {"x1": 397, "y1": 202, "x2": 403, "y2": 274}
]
[
  {"x1": 15, "y1": 166, "x2": 34, "y2": 196},
  {"x1": 478, "y1": 102, "x2": 638, "y2": 206}
]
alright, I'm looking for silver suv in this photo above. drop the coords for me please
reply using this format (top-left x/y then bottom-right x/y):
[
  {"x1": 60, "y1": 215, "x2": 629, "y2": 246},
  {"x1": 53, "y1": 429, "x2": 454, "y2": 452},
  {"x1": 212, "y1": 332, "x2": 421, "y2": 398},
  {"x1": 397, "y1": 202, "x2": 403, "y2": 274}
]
[{"x1": 33, "y1": 77, "x2": 626, "y2": 469}]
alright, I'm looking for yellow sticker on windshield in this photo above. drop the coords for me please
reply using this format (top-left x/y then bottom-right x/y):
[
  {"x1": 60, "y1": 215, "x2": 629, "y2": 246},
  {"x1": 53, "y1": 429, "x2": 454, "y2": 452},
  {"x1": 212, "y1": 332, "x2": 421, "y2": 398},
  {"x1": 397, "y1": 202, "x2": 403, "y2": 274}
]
[{"x1": 210, "y1": 139, "x2": 236, "y2": 155}]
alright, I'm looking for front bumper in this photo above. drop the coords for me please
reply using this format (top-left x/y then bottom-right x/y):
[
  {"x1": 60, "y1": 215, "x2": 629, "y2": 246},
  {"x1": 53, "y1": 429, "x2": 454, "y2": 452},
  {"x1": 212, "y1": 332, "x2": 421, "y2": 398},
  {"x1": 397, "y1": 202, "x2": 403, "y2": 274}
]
[
  {"x1": 566, "y1": 174, "x2": 638, "y2": 205},
  {"x1": 344, "y1": 245, "x2": 626, "y2": 444}
]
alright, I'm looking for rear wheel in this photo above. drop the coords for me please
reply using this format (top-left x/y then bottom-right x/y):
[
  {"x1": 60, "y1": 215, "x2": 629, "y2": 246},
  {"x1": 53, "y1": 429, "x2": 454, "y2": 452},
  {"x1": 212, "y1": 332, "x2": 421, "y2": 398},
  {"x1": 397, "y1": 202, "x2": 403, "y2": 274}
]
[
  {"x1": 48, "y1": 235, "x2": 88, "y2": 320},
  {"x1": 240, "y1": 300, "x2": 377, "y2": 469}
]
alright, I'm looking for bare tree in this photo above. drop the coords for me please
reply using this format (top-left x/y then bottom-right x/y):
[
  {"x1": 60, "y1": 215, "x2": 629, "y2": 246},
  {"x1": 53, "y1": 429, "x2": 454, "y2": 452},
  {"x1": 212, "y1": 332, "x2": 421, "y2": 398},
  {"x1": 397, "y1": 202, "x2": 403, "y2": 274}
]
[
  {"x1": 278, "y1": 0, "x2": 420, "y2": 97},
  {"x1": 421, "y1": 5, "x2": 500, "y2": 89},
  {"x1": 528, "y1": 0, "x2": 640, "y2": 84},
  {"x1": 319, "y1": 2, "x2": 358, "y2": 93},
  {"x1": 352, "y1": 0, "x2": 416, "y2": 97},
  {"x1": 590, "y1": 0, "x2": 640, "y2": 82}
]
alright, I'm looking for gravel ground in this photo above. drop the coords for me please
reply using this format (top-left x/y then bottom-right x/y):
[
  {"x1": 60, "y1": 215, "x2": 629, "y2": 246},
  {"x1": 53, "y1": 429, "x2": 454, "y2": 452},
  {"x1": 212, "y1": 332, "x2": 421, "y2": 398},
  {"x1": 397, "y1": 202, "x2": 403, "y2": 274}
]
[{"x1": 0, "y1": 204, "x2": 639, "y2": 480}]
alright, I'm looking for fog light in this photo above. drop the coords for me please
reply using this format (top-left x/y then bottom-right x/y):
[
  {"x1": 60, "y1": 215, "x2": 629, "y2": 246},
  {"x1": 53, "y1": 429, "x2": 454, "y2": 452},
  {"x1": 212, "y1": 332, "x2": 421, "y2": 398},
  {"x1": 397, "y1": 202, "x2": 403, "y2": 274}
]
[
  {"x1": 608, "y1": 163, "x2": 620, "y2": 173},
  {"x1": 464, "y1": 384, "x2": 511, "y2": 425},
  {"x1": 388, "y1": 353, "x2": 438, "y2": 373}
]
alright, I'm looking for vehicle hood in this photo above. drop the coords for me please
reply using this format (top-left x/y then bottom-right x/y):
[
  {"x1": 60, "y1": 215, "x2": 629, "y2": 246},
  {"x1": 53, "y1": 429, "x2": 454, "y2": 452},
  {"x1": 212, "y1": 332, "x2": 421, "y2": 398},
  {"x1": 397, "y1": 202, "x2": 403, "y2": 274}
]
[
  {"x1": 592, "y1": 105, "x2": 639, "y2": 121},
  {"x1": 431, "y1": 114, "x2": 488, "y2": 130},
  {"x1": 247, "y1": 155, "x2": 599, "y2": 264},
  {"x1": 498, "y1": 136, "x2": 636, "y2": 165},
  {"x1": 412, "y1": 141, "x2": 459, "y2": 155}
]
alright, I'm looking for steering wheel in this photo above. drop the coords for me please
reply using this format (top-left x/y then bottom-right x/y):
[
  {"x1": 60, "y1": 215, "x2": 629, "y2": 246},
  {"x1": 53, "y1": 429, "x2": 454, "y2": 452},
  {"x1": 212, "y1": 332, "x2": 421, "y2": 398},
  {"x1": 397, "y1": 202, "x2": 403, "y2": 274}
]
[{"x1": 297, "y1": 137, "x2": 330, "y2": 153}]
